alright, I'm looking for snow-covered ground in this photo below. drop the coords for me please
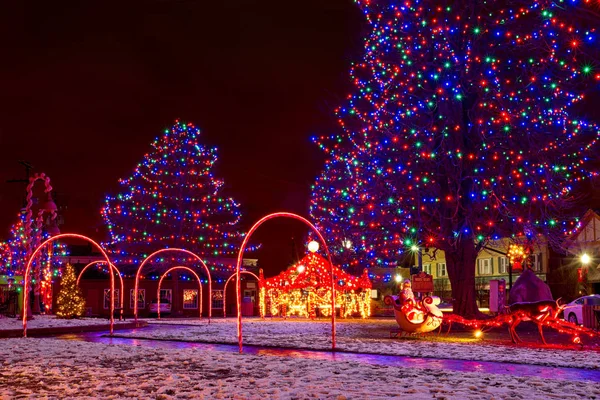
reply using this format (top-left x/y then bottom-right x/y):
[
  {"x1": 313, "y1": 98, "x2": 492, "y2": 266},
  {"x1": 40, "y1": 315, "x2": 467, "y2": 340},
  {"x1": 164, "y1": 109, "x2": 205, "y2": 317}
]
[
  {"x1": 116, "y1": 318, "x2": 600, "y2": 370},
  {"x1": 0, "y1": 315, "x2": 130, "y2": 330},
  {"x1": 1, "y1": 337, "x2": 598, "y2": 399}
]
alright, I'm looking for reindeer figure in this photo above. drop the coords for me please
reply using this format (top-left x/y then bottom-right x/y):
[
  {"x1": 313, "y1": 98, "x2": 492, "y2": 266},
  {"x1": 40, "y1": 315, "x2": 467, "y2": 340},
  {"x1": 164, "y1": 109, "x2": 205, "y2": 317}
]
[{"x1": 506, "y1": 299, "x2": 566, "y2": 345}]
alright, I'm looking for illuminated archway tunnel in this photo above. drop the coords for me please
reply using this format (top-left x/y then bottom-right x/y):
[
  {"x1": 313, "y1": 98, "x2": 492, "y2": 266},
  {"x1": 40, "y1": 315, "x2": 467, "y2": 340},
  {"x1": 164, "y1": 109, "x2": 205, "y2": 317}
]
[{"x1": 134, "y1": 248, "x2": 213, "y2": 322}]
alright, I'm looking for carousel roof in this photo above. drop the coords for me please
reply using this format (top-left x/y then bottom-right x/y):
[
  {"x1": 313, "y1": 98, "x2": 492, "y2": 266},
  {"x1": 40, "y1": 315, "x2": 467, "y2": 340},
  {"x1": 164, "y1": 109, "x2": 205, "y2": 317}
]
[{"x1": 260, "y1": 252, "x2": 371, "y2": 291}]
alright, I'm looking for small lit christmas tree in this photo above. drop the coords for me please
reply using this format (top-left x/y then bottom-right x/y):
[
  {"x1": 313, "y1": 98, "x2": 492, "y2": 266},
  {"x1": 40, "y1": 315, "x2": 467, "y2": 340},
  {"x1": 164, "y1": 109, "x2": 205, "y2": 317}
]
[{"x1": 55, "y1": 263, "x2": 86, "y2": 319}]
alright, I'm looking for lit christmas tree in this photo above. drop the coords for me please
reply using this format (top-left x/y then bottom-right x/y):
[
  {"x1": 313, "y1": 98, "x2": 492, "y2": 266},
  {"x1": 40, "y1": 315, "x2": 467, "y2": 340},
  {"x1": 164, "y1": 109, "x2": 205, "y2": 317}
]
[
  {"x1": 56, "y1": 263, "x2": 86, "y2": 319},
  {"x1": 1, "y1": 212, "x2": 66, "y2": 276},
  {"x1": 311, "y1": 0, "x2": 600, "y2": 316},
  {"x1": 102, "y1": 120, "x2": 249, "y2": 261}
]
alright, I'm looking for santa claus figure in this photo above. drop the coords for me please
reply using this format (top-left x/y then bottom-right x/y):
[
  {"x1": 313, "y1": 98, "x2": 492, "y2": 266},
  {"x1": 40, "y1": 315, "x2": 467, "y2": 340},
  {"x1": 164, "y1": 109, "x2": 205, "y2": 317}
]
[{"x1": 400, "y1": 279, "x2": 424, "y2": 323}]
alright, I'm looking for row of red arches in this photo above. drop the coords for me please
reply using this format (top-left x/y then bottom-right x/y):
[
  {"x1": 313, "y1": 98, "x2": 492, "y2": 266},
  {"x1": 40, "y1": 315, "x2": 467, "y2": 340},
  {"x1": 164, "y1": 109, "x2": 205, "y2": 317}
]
[{"x1": 22, "y1": 212, "x2": 337, "y2": 352}]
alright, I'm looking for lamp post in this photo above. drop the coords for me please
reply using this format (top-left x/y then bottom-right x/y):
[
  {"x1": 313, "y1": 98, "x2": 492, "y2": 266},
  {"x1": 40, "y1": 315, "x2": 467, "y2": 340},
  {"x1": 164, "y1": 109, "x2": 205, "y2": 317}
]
[{"x1": 410, "y1": 245, "x2": 422, "y2": 273}]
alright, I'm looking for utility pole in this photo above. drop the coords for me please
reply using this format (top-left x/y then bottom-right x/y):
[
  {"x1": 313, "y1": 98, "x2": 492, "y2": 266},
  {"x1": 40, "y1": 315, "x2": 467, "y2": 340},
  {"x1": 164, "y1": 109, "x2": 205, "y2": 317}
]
[{"x1": 6, "y1": 161, "x2": 34, "y2": 209}]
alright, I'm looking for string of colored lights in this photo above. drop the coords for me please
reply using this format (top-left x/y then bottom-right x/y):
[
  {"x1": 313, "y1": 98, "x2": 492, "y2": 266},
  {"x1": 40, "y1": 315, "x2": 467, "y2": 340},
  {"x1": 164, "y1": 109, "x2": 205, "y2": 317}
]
[
  {"x1": 101, "y1": 120, "x2": 257, "y2": 259},
  {"x1": 444, "y1": 306, "x2": 600, "y2": 345},
  {"x1": 0, "y1": 212, "x2": 66, "y2": 276},
  {"x1": 310, "y1": 0, "x2": 600, "y2": 273}
]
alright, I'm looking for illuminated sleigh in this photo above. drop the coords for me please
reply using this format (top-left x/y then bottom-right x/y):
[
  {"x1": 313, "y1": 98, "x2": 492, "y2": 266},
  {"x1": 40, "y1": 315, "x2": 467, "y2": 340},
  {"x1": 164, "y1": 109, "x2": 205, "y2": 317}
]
[{"x1": 384, "y1": 295, "x2": 444, "y2": 334}]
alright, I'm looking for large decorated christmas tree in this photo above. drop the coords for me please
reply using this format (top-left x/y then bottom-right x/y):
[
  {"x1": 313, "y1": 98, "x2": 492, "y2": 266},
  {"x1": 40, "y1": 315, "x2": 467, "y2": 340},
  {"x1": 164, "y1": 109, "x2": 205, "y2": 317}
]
[
  {"x1": 102, "y1": 120, "x2": 248, "y2": 261},
  {"x1": 311, "y1": 0, "x2": 600, "y2": 316}
]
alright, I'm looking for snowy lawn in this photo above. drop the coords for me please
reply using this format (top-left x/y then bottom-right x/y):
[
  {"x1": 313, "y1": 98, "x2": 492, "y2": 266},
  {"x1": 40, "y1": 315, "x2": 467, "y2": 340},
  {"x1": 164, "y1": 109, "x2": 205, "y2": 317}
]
[
  {"x1": 0, "y1": 315, "x2": 131, "y2": 330},
  {"x1": 0, "y1": 337, "x2": 598, "y2": 399},
  {"x1": 114, "y1": 318, "x2": 600, "y2": 370}
]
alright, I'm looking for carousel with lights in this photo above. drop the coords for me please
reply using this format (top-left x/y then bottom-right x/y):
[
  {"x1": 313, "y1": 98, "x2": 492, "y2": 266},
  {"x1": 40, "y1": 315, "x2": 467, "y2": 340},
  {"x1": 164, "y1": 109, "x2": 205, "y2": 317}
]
[{"x1": 258, "y1": 241, "x2": 372, "y2": 319}]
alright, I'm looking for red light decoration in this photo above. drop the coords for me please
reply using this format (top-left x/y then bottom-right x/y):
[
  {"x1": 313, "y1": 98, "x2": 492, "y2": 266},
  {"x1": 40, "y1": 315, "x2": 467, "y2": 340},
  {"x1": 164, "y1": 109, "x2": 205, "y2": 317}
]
[
  {"x1": 222, "y1": 270, "x2": 259, "y2": 318},
  {"x1": 23, "y1": 234, "x2": 115, "y2": 337},
  {"x1": 134, "y1": 248, "x2": 212, "y2": 322},
  {"x1": 236, "y1": 212, "x2": 336, "y2": 353},
  {"x1": 259, "y1": 253, "x2": 372, "y2": 319},
  {"x1": 157, "y1": 266, "x2": 203, "y2": 320},
  {"x1": 444, "y1": 300, "x2": 600, "y2": 345},
  {"x1": 77, "y1": 261, "x2": 124, "y2": 321}
]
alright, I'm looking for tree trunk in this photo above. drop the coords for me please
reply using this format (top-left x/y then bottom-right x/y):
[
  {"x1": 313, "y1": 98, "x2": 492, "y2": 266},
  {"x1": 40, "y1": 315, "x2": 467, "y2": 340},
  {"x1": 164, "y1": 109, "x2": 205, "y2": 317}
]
[{"x1": 444, "y1": 238, "x2": 481, "y2": 318}]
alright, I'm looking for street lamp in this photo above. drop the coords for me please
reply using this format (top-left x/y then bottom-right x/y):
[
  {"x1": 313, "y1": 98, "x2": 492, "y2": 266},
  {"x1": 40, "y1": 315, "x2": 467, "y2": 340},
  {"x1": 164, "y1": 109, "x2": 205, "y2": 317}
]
[
  {"x1": 580, "y1": 253, "x2": 591, "y2": 266},
  {"x1": 307, "y1": 241, "x2": 320, "y2": 253},
  {"x1": 410, "y1": 244, "x2": 422, "y2": 273}
]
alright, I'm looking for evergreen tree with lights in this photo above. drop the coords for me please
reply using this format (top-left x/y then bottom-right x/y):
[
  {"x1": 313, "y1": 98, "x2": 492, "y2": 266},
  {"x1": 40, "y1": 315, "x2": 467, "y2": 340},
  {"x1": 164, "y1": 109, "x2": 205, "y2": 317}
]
[
  {"x1": 102, "y1": 120, "x2": 247, "y2": 260},
  {"x1": 311, "y1": 0, "x2": 600, "y2": 317},
  {"x1": 56, "y1": 263, "x2": 85, "y2": 319}
]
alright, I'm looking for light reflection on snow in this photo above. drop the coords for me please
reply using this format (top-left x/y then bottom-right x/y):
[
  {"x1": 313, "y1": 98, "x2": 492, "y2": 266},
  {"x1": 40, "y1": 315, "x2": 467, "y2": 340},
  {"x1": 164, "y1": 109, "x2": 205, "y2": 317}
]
[{"x1": 54, "y1": 326, "x2": 600, "y2": 383}]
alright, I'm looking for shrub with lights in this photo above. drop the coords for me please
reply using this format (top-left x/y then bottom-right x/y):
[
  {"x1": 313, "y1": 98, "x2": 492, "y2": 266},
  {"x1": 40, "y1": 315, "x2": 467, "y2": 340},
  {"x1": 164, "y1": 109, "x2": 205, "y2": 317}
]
[
  {"x1": 102, "y1": 120, "x2": 251, "y2": 262},
  {"x1": 310, "y1": 0, "x2": 600, "y2": 317}
]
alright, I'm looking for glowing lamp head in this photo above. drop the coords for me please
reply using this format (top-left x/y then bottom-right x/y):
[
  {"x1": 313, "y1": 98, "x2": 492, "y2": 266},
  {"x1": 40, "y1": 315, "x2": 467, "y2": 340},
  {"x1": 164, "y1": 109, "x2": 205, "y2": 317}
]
[
  {"x1": 308, "y1": 241, "x2": 320, "y2": 253},
  {"x1": 296, "y1": 264, "x2": 305, "y2": 273},
  {"x1": 580, "y1": 253, "x2": 591, "y2": 266},
  {"x1": 394, "y1": 274, "x2": 402, "y2": 283},
  {"x1": 410, "y1": 245, "x2": 419, "y2": 252},
  {"x1": 343, "y1": 239, "x2": 352, "y2": 249}
]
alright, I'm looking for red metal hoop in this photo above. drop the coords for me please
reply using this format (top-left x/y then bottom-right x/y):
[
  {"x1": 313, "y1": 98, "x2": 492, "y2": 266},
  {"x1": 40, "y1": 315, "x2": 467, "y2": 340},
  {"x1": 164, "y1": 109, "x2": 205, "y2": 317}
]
[
  {"x1": 157, "y1": 266, "x2": 203, "y2": 320},
  {"x1": 236, "y1": 212, "x2": 336, "y2": 353},
  {"x1": 77, "y1": 261, "x2": 125, "y2": 320},
  {"x1": 23, "y1": 233, "x2": 115, "y2": 337},
  {"x1": 222, "y1": 270, "x2": 259, "y2": 318}
]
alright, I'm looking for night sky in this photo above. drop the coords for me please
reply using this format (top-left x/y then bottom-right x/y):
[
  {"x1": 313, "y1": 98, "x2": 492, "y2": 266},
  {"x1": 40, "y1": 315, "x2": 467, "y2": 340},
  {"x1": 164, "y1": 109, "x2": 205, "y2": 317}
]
[{"x1": 0, "y1": 0, "x2": 365, "y2": 274}]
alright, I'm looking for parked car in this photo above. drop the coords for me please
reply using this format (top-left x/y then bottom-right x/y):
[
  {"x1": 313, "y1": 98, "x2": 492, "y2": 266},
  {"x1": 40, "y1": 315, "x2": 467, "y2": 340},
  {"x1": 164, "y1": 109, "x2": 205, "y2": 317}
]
[
  {"x1": 562, "y1": 294, "x2": 600, "y2": 325},
  {"x1": 148, "y1": 298, "x2": 171, "y2": 315}
]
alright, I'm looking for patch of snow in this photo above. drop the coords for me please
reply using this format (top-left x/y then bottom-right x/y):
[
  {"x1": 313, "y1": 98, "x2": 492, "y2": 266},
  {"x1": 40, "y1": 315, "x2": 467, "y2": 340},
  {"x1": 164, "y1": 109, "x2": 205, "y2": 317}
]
[
  {"x1": 0, "y1": 315, "x2": 130, "y2": 330},
  {"x1": 1, "y1": 337, "x2": 598, "y2": 399}
]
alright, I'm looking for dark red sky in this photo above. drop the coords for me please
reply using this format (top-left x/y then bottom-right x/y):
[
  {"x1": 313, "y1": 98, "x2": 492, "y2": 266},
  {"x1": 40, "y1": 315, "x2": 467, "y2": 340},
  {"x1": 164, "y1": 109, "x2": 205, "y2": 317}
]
[{"x1": 0, "y1": 0, "x2": 365, "y2": 273}]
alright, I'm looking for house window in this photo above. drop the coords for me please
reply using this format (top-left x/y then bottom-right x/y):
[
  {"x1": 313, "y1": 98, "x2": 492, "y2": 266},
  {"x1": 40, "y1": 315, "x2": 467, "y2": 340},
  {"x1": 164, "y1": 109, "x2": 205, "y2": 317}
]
[
  {"x1": 478, "y1": 259, "x2": 492, "y2": 275},
  {"x1": 498, "y1": 257, "x2": 508, "y2": 274},
  {"x1": 437, "y1": 263, "x2": 447, "y2": 277},
  {"x1": 183, "y1": 289, "x2": 198, "y2": 309},
  {"x1": 212, "y1": 290, "x2": 224, "y2": 310},
  {"x1": 423, "y1": 264, "x2": 432, "y2": 275},
  {"x1": 130, "y1": 289, "x2": 145, "y2": 309},
  {"x1": 529, "y1": 253, "x2": 542, "y2": 272},
  {"x1": 159, "y1": 289, "x2": 172, "y2": 303},
  {"x1": 103, "y1": 289, "x2": 120, "y2": 309}
]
